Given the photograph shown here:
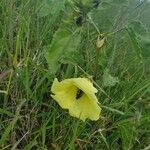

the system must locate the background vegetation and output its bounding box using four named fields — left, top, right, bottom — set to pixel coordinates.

left=0, top=0, right=150, bottom=149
